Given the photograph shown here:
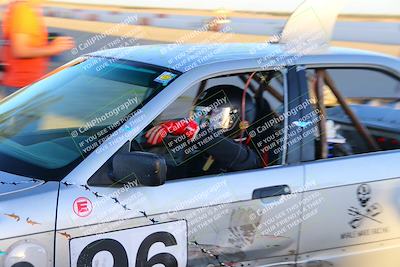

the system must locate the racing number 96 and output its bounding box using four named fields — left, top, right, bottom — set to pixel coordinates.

left=77, top=232, right=178, bottom=267
left=70, top=221, right=187, bottom=267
